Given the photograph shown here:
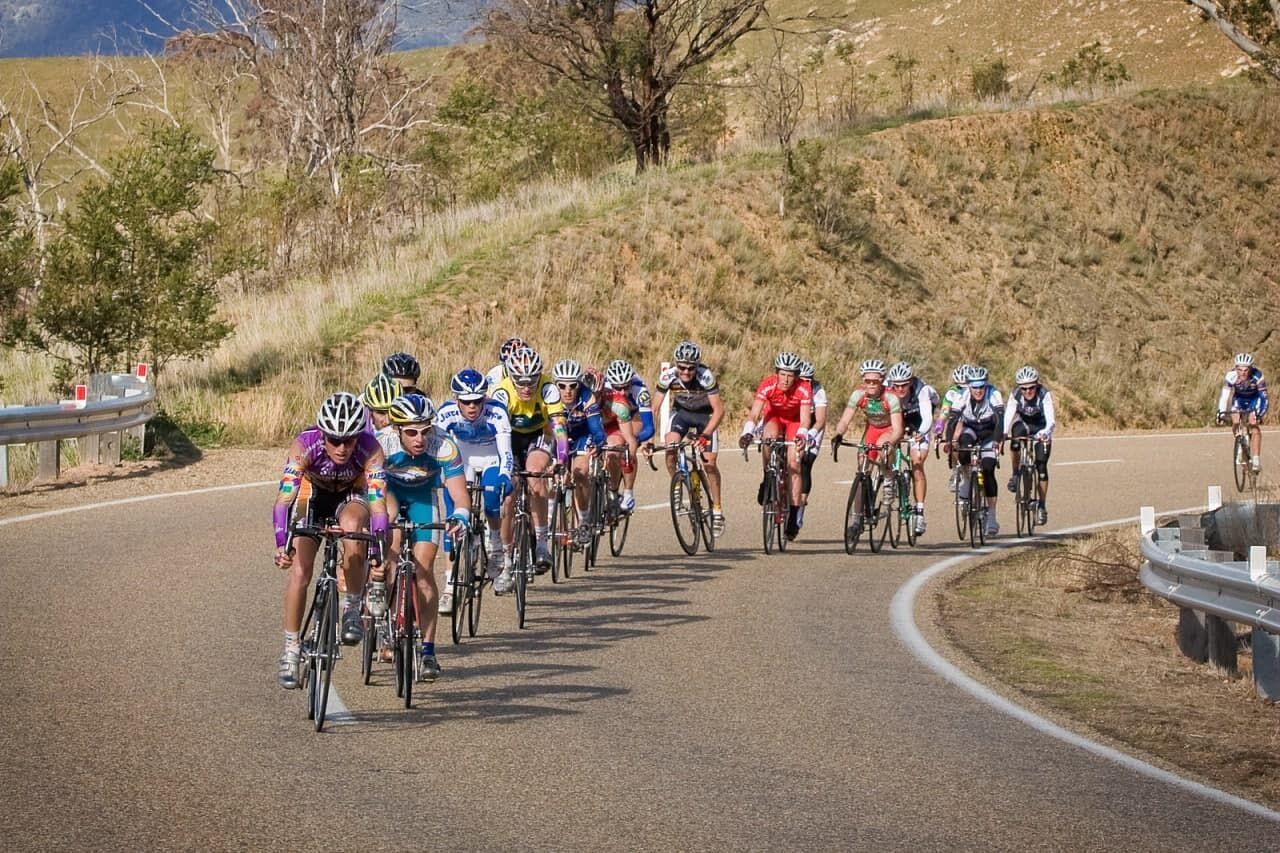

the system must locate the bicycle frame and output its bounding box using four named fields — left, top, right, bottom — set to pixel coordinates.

left=388, top=518, right=450, bottom=709
left=833, top=440, right=890, bottom=554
